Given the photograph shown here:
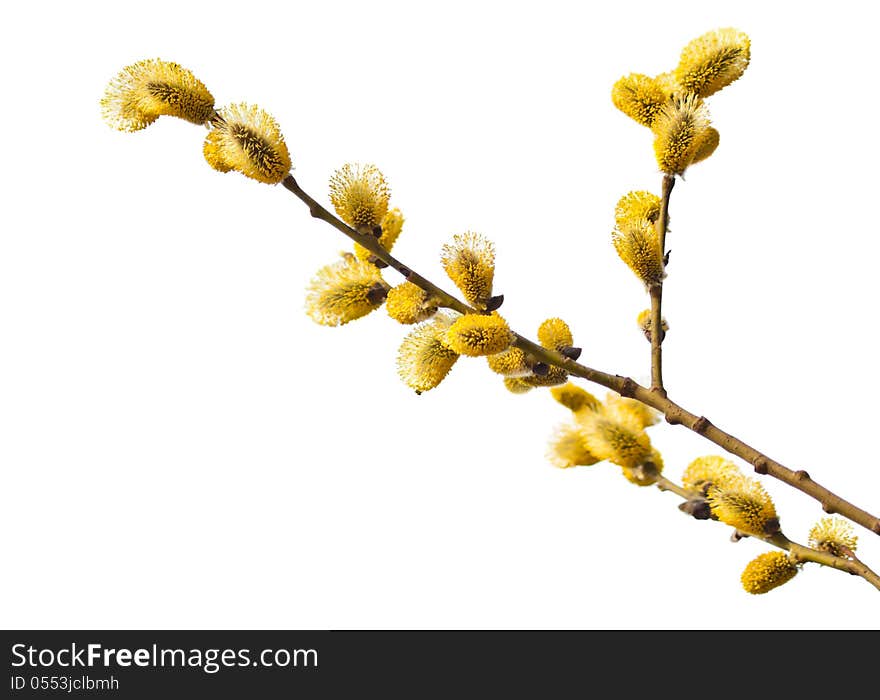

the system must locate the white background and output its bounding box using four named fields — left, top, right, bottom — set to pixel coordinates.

left=2, top=0, right=879, bottom=630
